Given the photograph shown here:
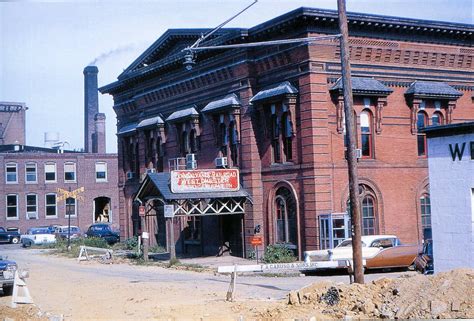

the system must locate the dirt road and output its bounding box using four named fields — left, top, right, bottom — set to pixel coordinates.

left=0, top=245, right=414, bottom=320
